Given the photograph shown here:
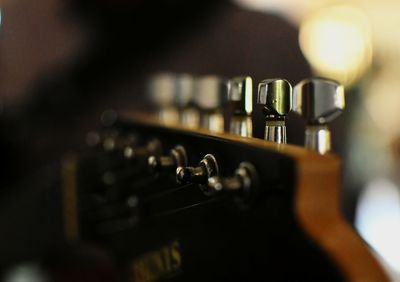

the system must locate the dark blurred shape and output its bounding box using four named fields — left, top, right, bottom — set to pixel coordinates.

left=1, top=1, right=309, bottom=185
left=40, top=243, right=118, bottom=282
